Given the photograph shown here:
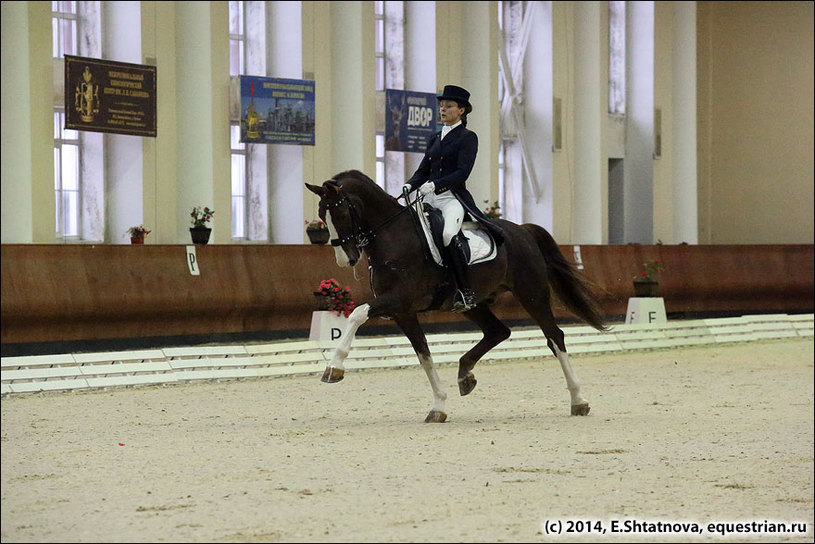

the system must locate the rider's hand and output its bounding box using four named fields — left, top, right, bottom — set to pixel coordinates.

left=419, top=182, right=436, bottom=196
left=404, top=183, right=413, bottom=193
